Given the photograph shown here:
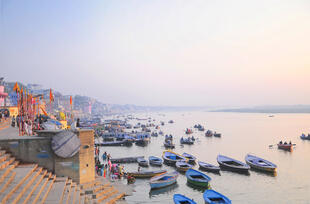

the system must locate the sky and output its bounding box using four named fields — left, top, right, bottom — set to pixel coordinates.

left=0, top=0, right=310, bottom=107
